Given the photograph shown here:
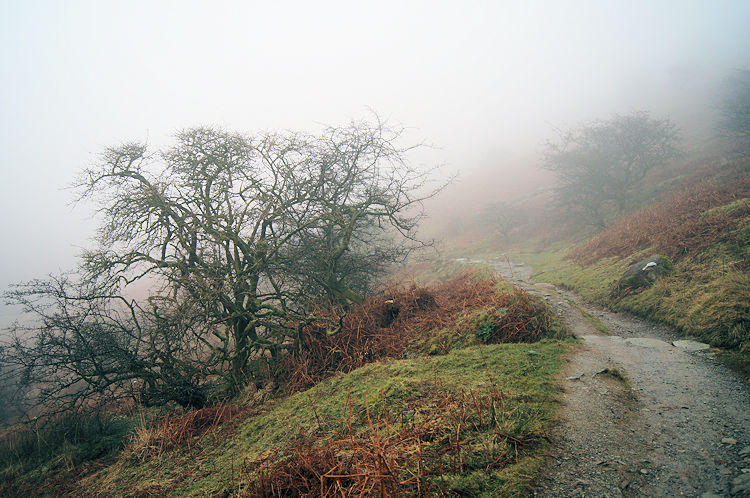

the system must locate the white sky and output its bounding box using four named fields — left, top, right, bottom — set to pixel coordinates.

left=1, top=0, right=749, bottom=322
